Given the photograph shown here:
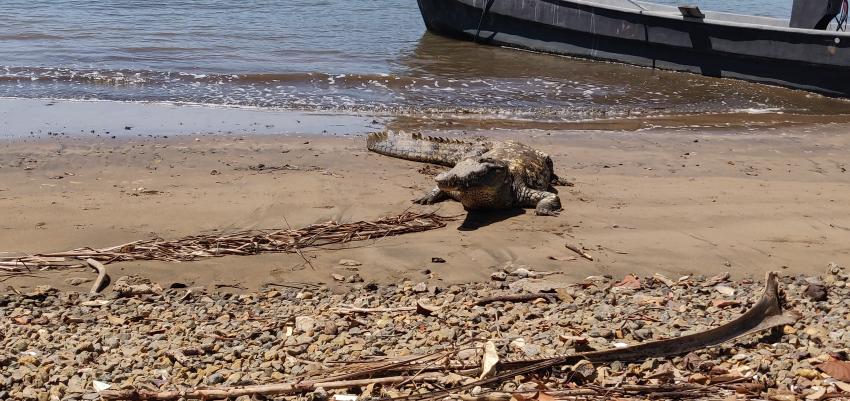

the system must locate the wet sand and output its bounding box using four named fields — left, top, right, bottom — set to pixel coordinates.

left=1, top=101, right=849, bottom=293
